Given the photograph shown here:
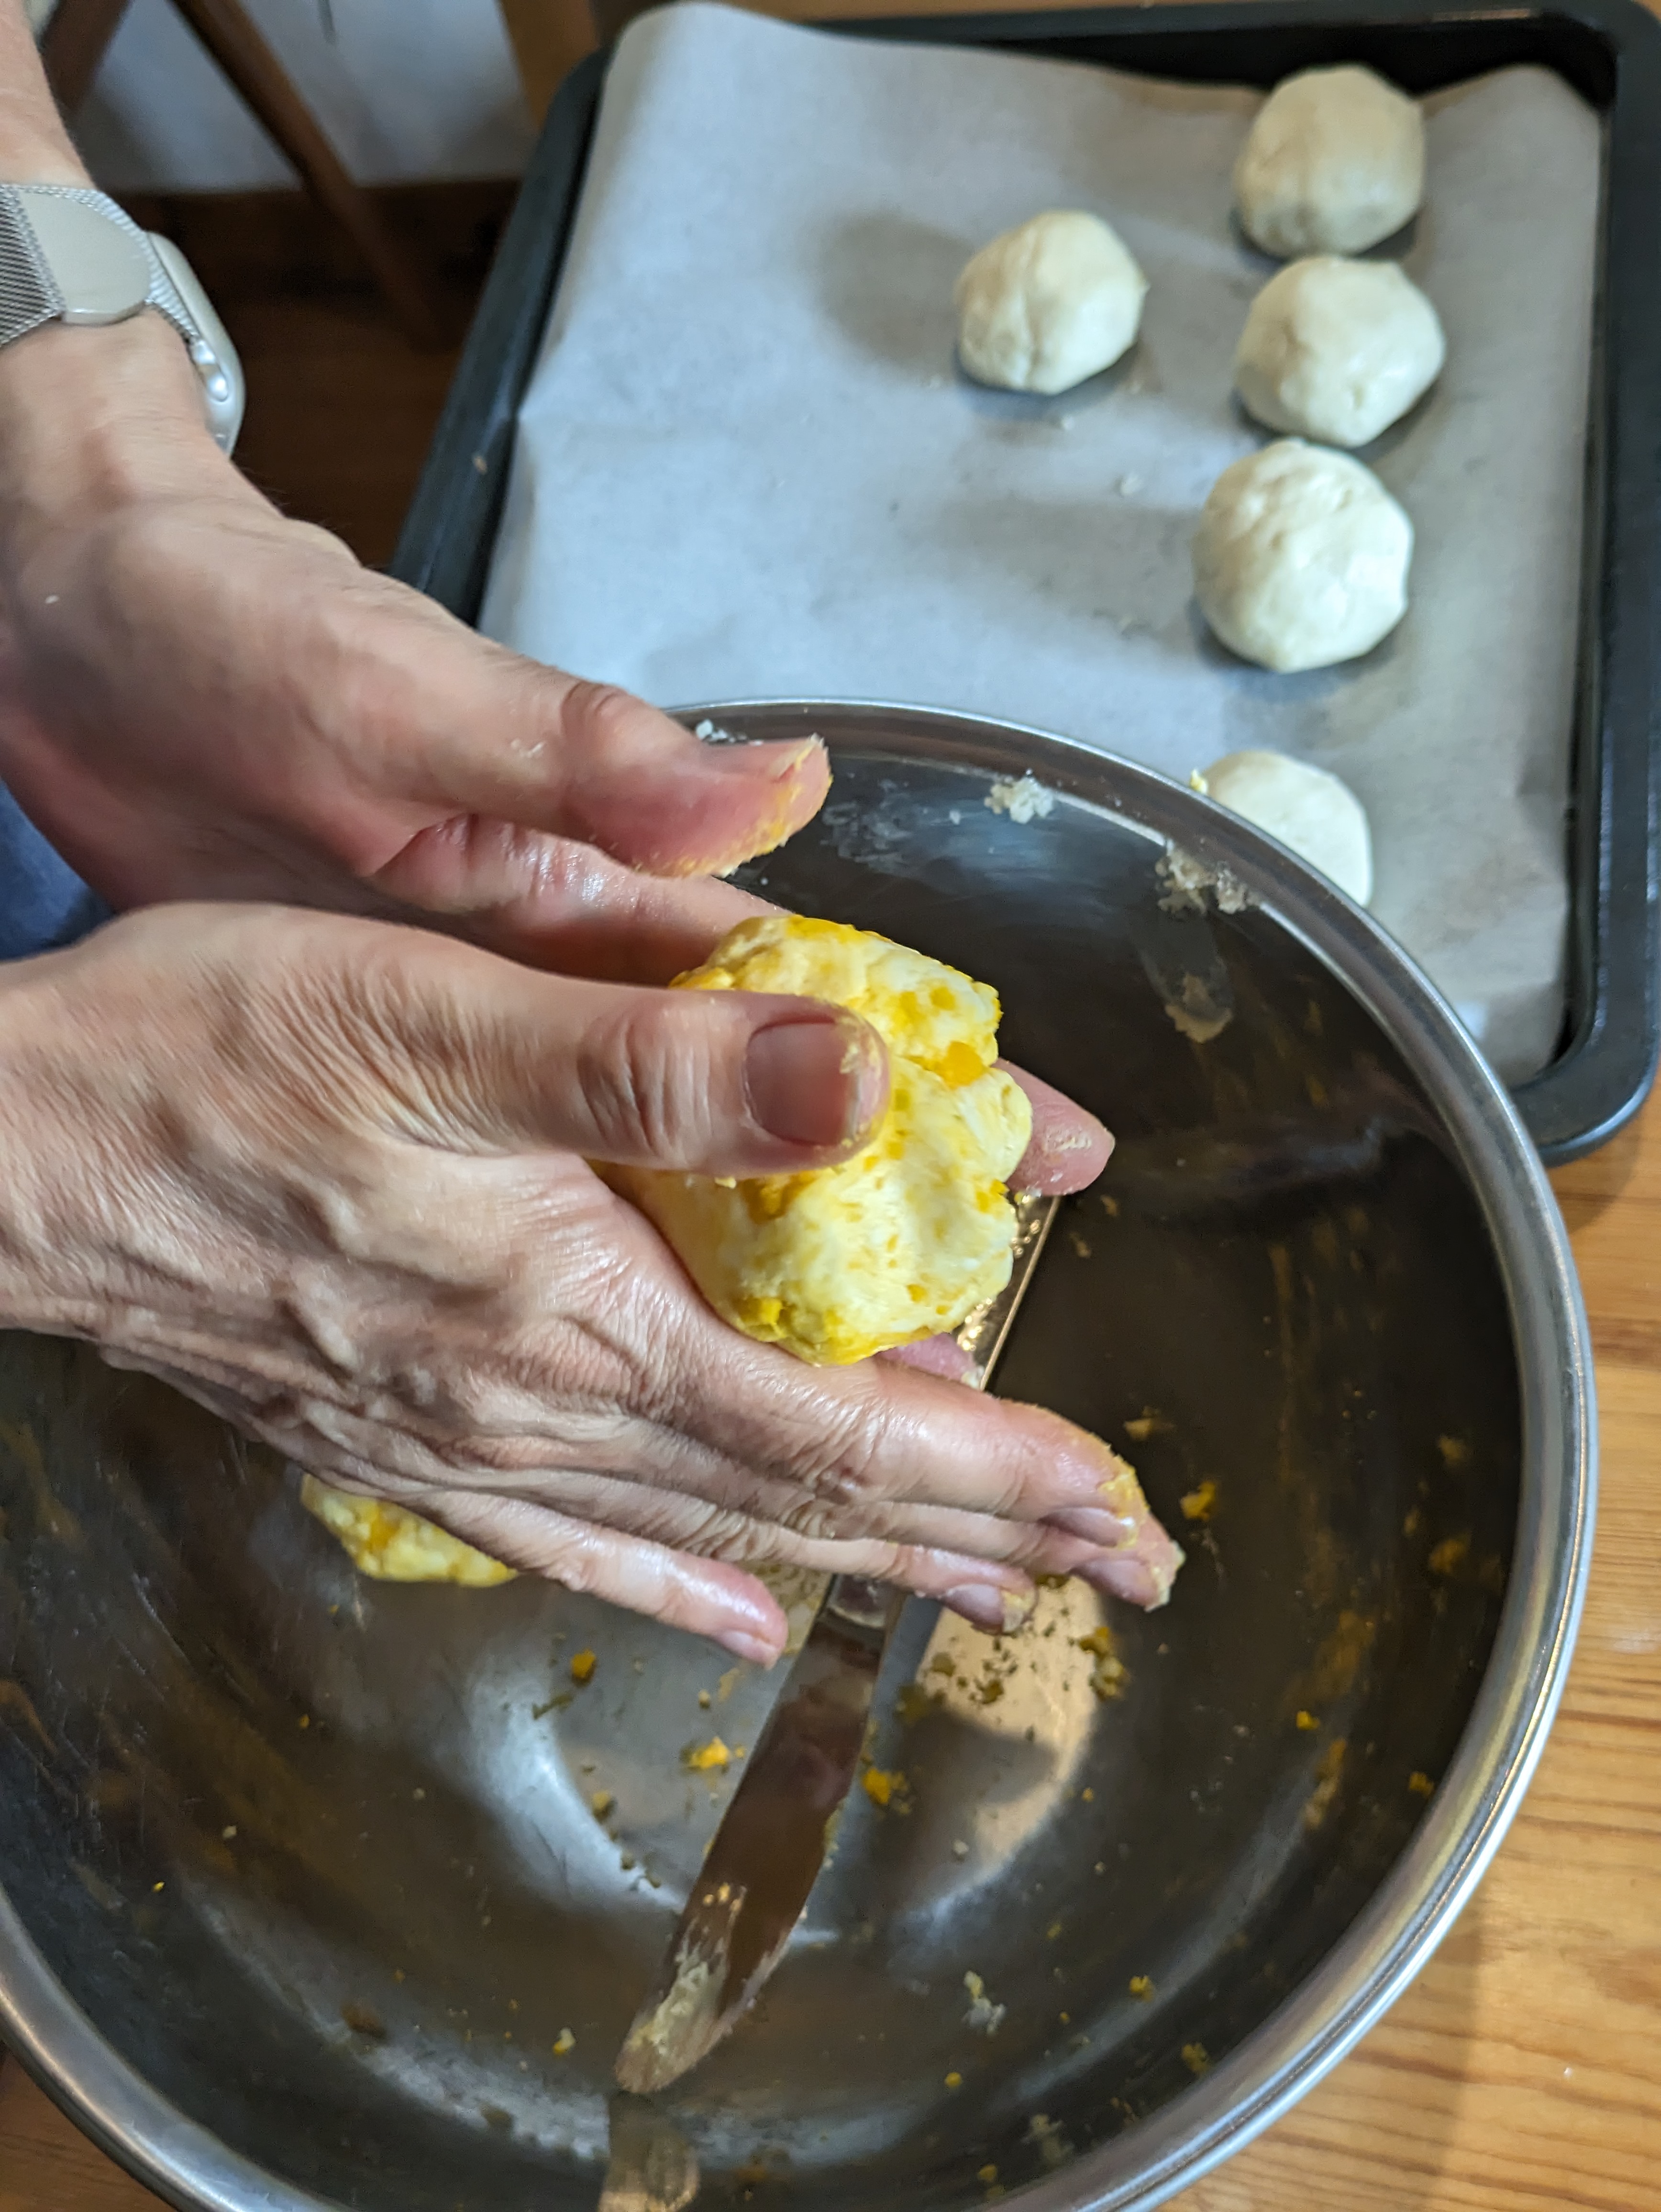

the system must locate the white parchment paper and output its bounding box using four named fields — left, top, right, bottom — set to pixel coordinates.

left=481, top=3, right=1601, bottom=1080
